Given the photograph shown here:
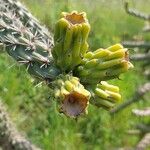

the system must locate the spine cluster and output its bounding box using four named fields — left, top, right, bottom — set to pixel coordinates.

left=0, top=0, right=52, bottom=44
left=0, top=5, right=60, bottom=81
